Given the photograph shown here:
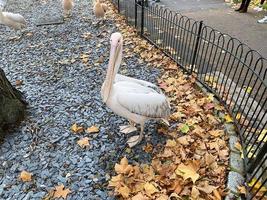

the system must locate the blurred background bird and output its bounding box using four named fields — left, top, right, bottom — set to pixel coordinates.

left=0, top=8, right=26, bottom=30
left=63, top=0, right=74, bottom=17
left=93, top=0, right=107, bottom=19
